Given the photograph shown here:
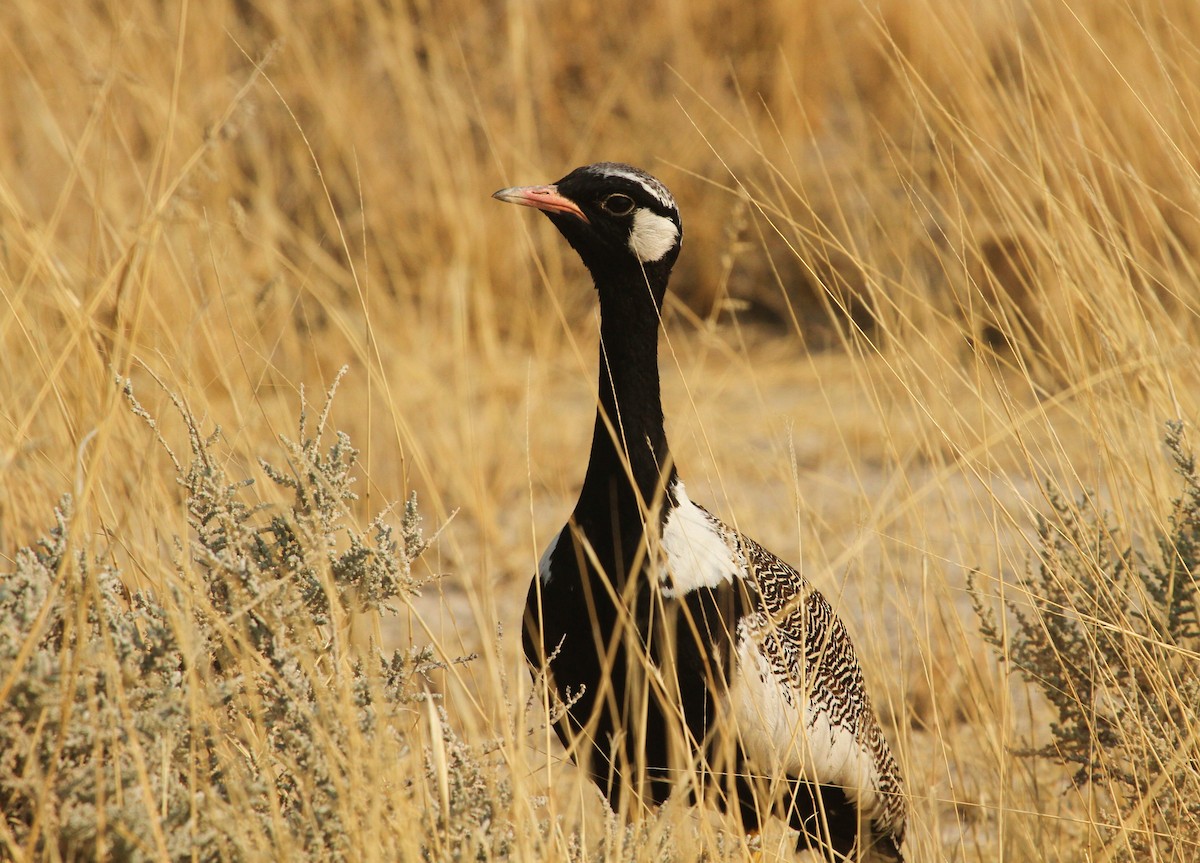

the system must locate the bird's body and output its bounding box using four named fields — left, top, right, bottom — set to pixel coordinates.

left=496, top=163, right=906, bottom=860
